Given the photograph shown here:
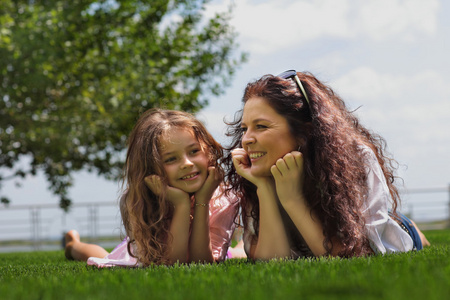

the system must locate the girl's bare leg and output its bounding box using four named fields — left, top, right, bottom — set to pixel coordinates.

left=411, top=220, right=431, bottom=247
left=64, top=230, right=109, bottom=261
